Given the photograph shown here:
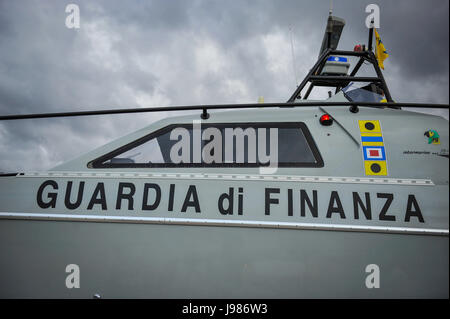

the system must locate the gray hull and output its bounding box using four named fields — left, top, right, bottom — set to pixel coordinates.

left=0, top=219, right=447, bottom=298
